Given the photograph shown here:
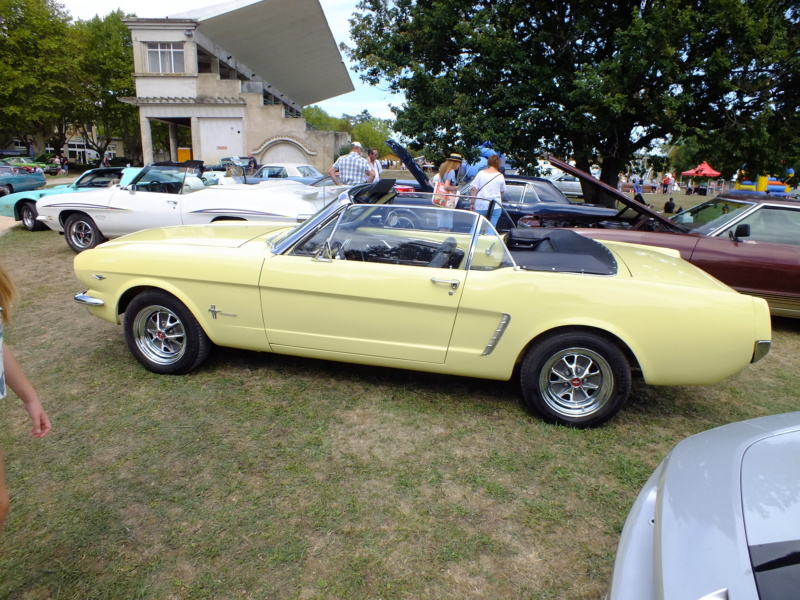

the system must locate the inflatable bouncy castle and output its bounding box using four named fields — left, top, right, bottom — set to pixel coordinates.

left=734, top=170, right=791, bottom=195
